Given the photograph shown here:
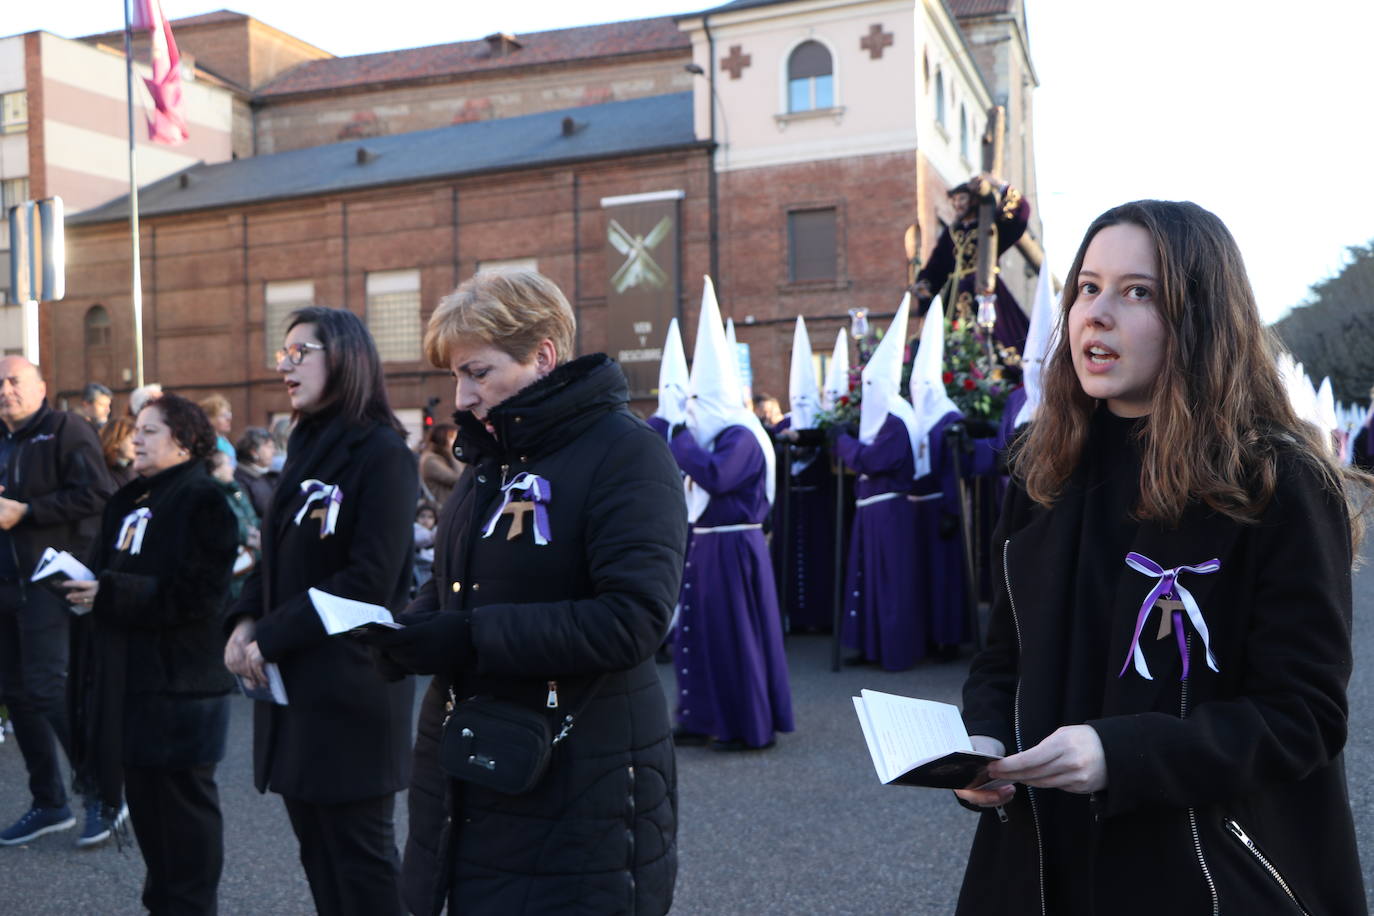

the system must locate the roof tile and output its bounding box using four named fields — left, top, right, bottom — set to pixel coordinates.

left=257, top=16, right=690, bottom=96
